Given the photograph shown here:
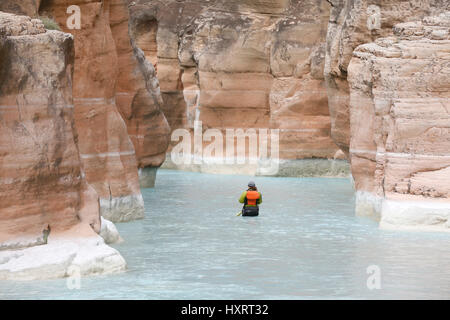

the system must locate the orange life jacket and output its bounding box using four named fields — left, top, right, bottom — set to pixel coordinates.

left=246, top=190, right=260, bottom=206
